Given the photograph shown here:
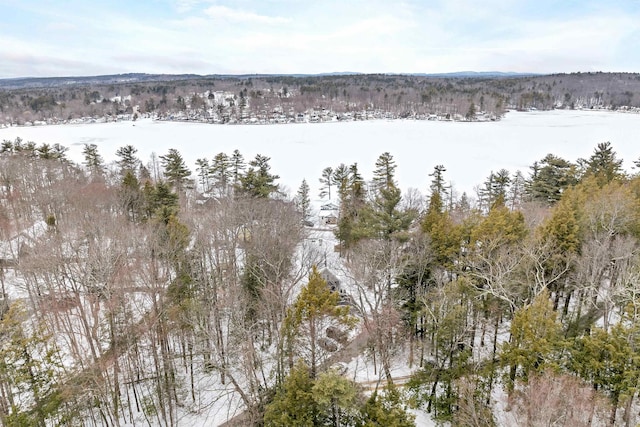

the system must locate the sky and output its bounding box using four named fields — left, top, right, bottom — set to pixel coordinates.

left=1, top=0, right=639, bottom=78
